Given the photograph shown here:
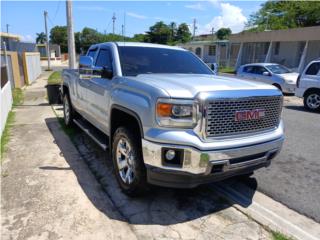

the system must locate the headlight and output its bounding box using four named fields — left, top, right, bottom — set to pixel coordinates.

left=283, top=78, right=295, bottom=84
left=156, top=99, right=198, bottom=128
